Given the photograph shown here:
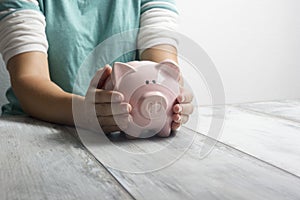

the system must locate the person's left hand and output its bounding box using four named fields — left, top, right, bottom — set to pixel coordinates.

left=171, top=77, right=194, bottom=131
